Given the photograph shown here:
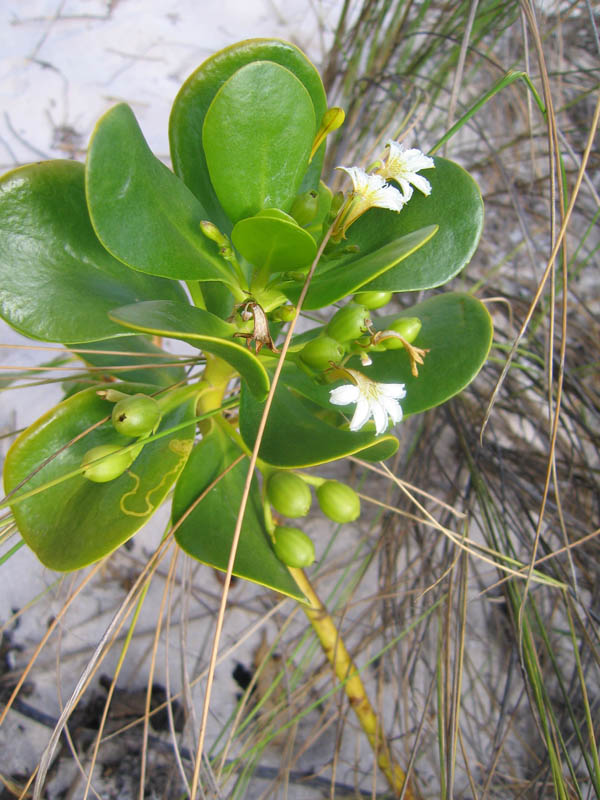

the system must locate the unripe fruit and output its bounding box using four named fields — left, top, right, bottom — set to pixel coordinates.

left=81, top=444, right=134, bottom=483
left=112, top=393, right=161, bottom=438
left=354, top=291, right=393, bottom=310
left=267, top=471, right=312, bottom=518
left=316, top=480, right=361, bottom=523
left=273, top=526, right=316, bottom=568
left=290, top=190, right=319, bottom=227
left=380, top=317, right=422, bottom=350
left=270, top=304, right=296, bottom=322
left=326, top=303, right=370, bottom=343
left=299, top=336, right=345, bottom=371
